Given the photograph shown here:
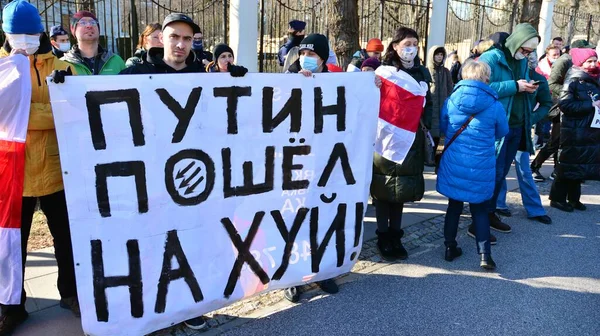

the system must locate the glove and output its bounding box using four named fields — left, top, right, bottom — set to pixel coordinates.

left=50, top=66, right=72, bottom=84
left=227, top=64, right=248, bottom=77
